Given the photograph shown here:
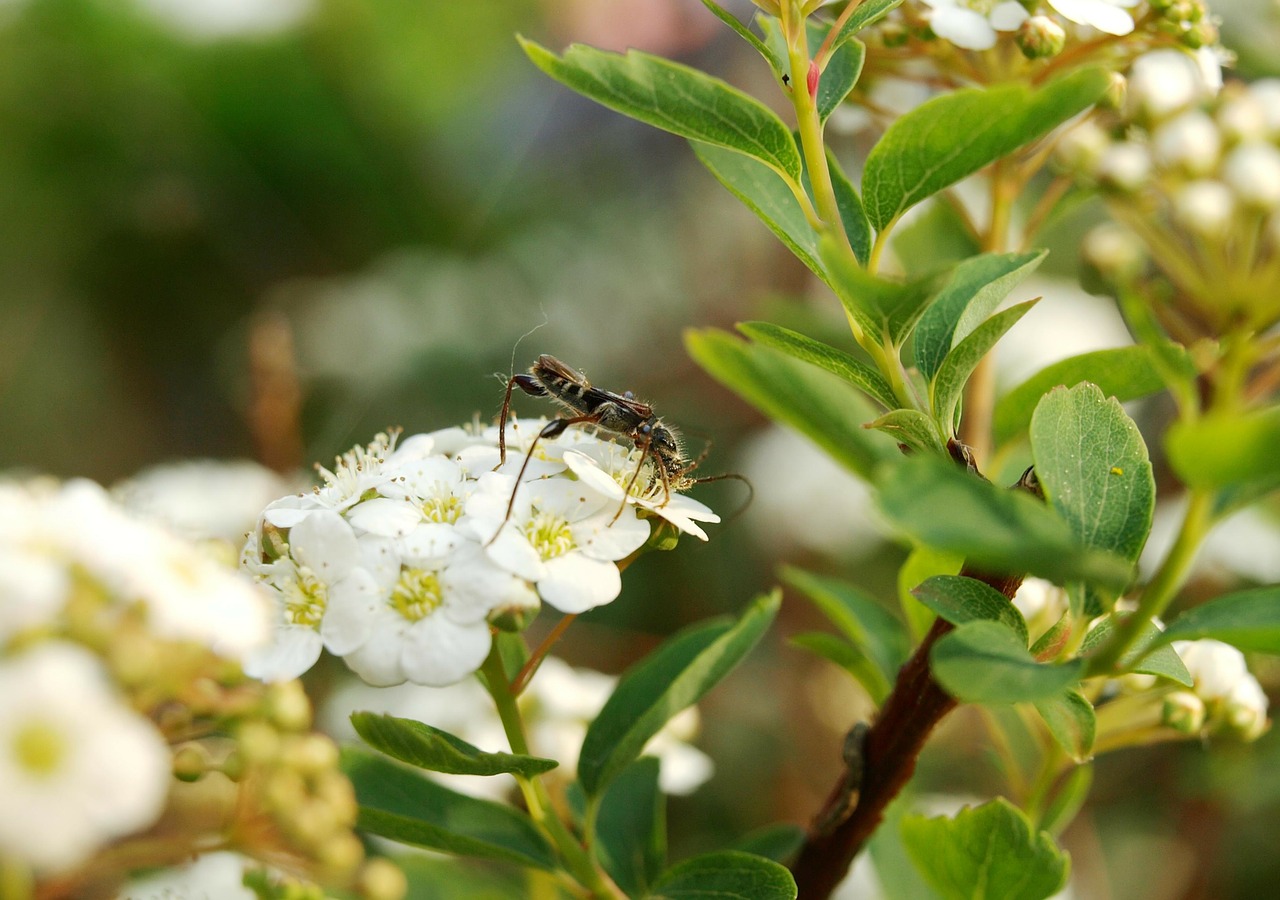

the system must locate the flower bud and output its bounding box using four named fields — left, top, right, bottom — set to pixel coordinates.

left=1016, top=16, right=1065, bottom=59
left=1055, top=121, right=1110, bottom=174
left=1163, top=691, right=1207, bottom=733
left=878, top=21, right=910, bottom=48
left=1152, top=110, right=1221, bottom=175
left=1217, top=91, right=1270, bottom=144
left=173, top=743, right=211, bottom=782
left=1101, top=71, right=1127, bottom=111
left=1128, top=49, right=1213, bottom=121
left=1082, top=224, right=1147, bottom=283
left=1172, top=179, right=1235, bottom=239
left=1223, top=676, right=1269, bottom=741
left=266, top=679, right=313, bottom=731
left=1174, top=639, right=1249, bottom=700
left=1222, top=142, right=1280, bottom=211
left=358, top=858, right=408, bottom=900
left=489, top=600, right=539, bottom=633
left=284, top=733, right=340, bottom=776
left=1250, top=79, right=1280, bottom=137
left=1179, top=18, right=1218, bottom=50
left=1097, top=142, right=1153, bottom=192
